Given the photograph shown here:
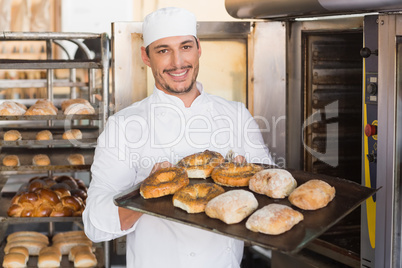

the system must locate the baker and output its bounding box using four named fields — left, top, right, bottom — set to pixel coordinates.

left=83, top=7, right=275, bottom=268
